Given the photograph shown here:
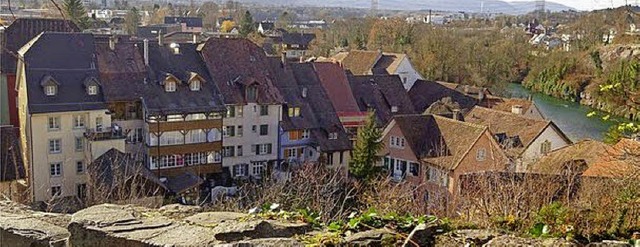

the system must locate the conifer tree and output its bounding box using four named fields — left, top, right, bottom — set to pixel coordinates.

left=63, top=0, right=90, bottom=30
left=348, top=110, right=383, bottom=180
left=239, top=10, right=254, bottom=37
